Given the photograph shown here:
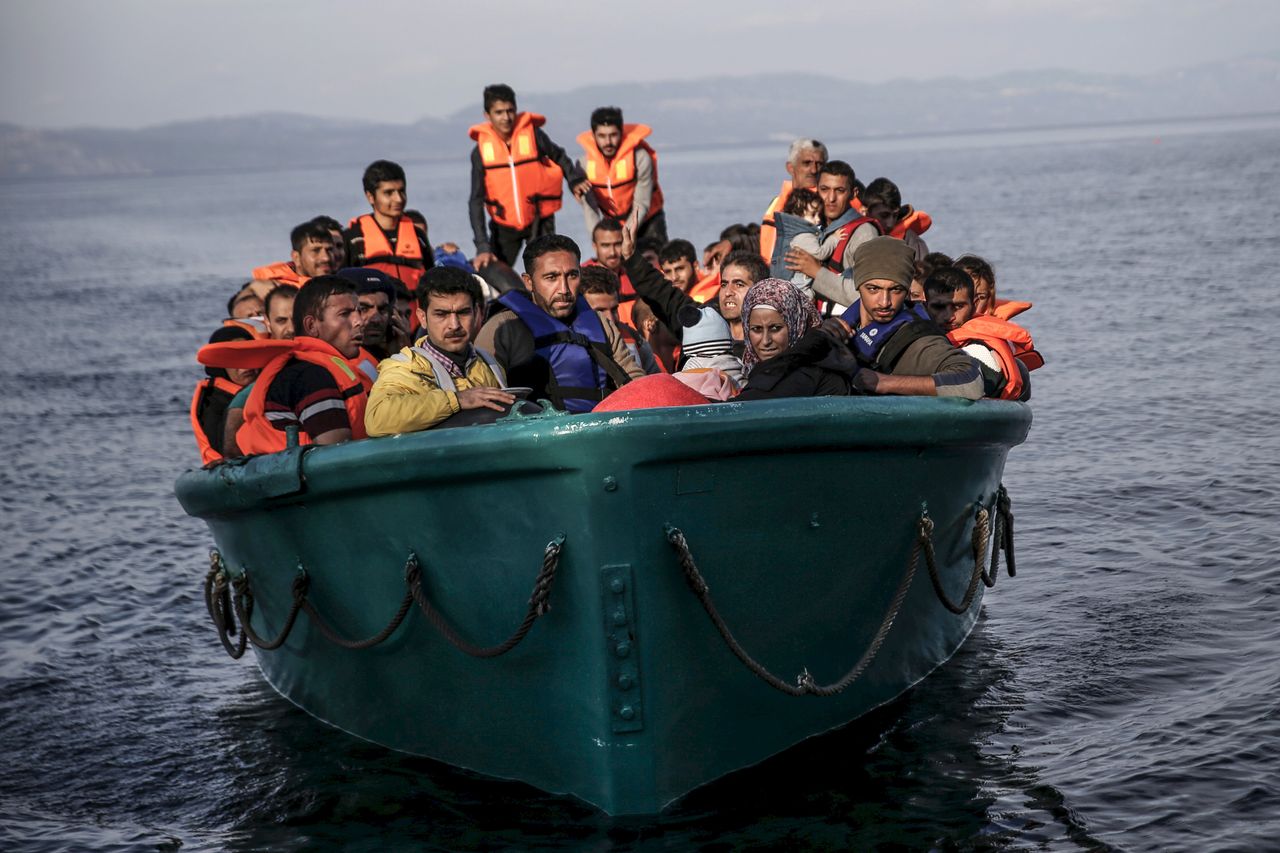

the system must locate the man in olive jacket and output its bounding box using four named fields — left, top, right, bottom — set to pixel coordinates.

left=835, top=237, right=984, bottom=399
